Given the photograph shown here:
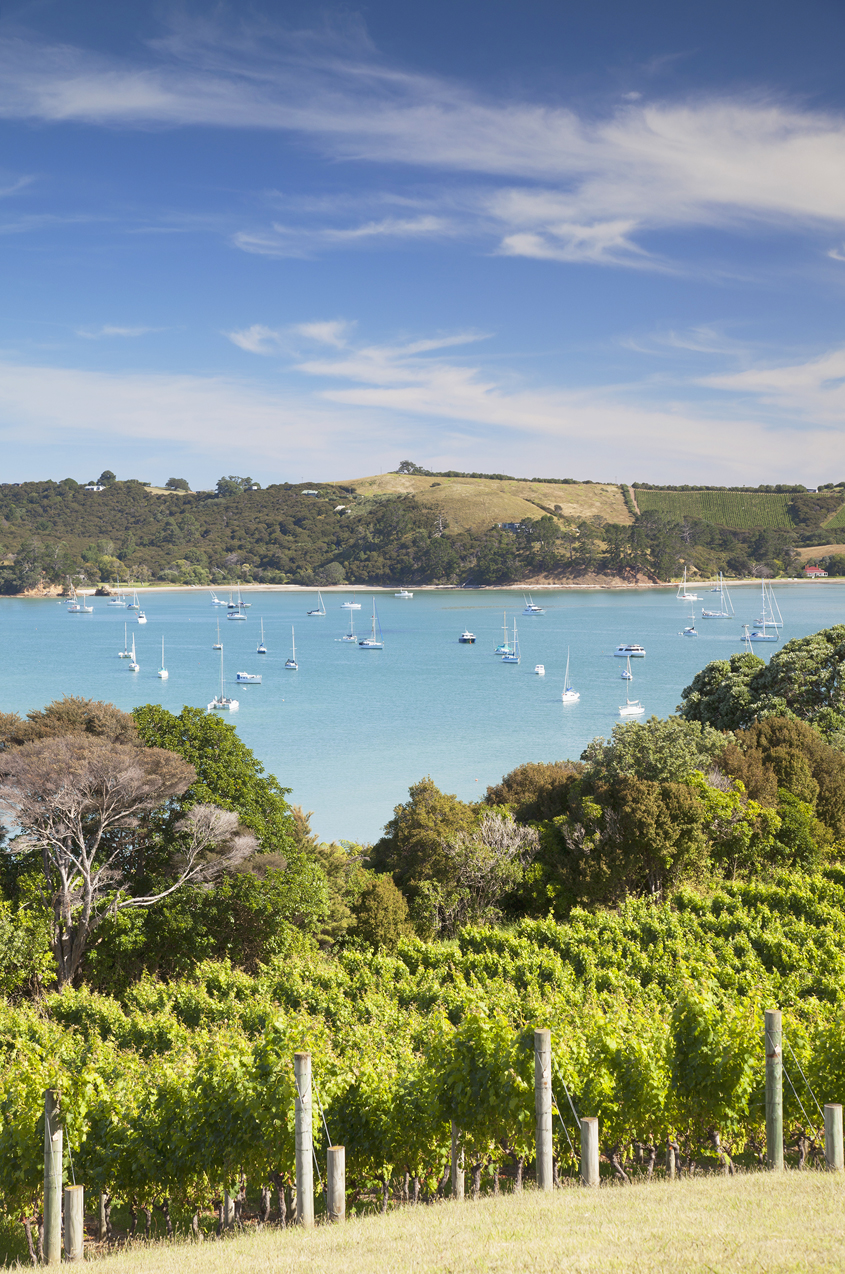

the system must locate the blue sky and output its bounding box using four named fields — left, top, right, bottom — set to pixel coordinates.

left=2, top=0, right=845, bottom=488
